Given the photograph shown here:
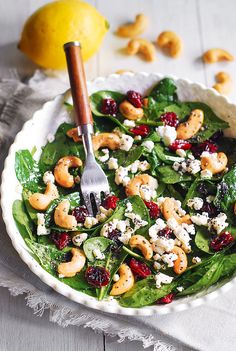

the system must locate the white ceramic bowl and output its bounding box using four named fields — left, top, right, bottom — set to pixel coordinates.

left=2, top=72, right=236, bottom=316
